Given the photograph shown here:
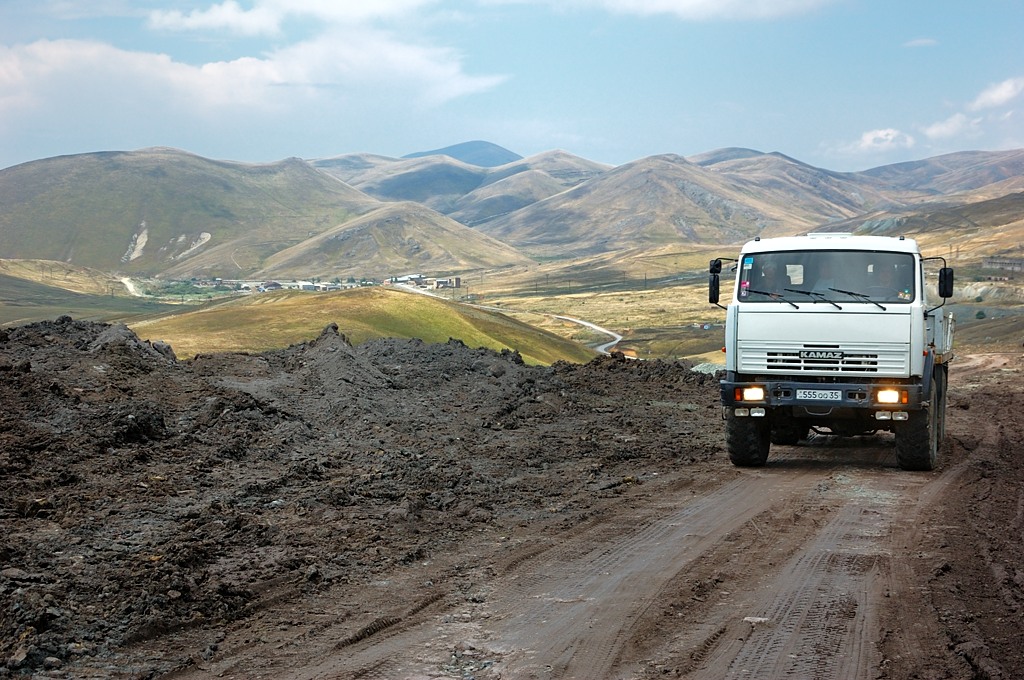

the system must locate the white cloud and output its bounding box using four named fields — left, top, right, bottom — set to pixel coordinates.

left=968, top=76, right=1024, bottom=111
left=0, top=30, right=504, bottom=126
left=525, top=0, right=837, bottom=20
left=922, top=113, right=980, bottom=140
left=137, top=1, right=507, bottom=105
left=843, top=128, right=915, bottom=154
left=0, top=39, right=277, bottom=114
left=0, top=47, right=39, bottom=119
left=0, top=1, right=513, bottom=167
left=260, top=0, right=438, bottom=22
left=867, top=75, right=1023, bottom=156
left=913, top=76, right=1024, bottom=148
left=147, top=0, right=439, bottom=35
left=902, top=38, right=937, bottom=48
left=265, top=30, right=506, bottom=105
left=148, top=1, right=282, bottom=36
